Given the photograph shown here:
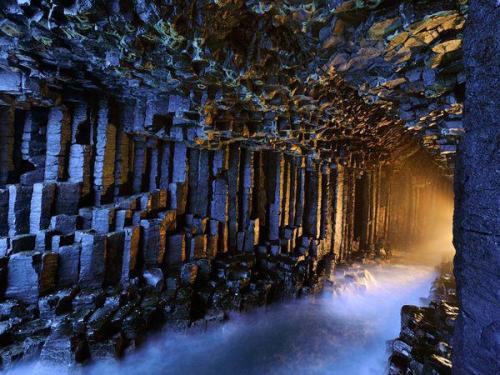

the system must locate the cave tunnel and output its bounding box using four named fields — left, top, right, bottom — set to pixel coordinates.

left=0, top=0, right=498, bottom=374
